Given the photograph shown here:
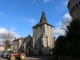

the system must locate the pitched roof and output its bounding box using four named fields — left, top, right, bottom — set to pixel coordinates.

left=13, top=37, right=24, bottom=42
left=32, top=11, right=54, bottom=28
